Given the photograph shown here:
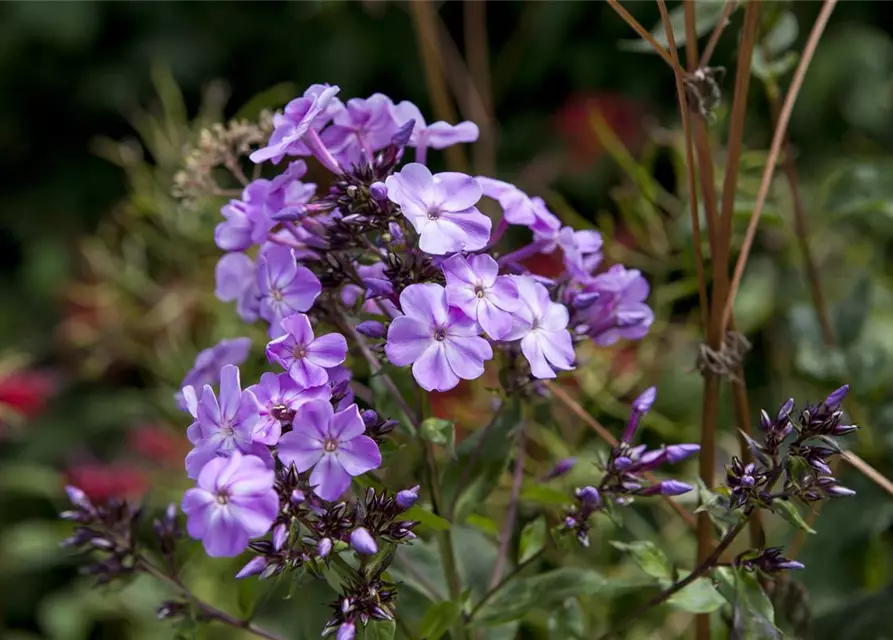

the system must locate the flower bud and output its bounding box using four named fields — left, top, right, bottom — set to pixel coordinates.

left=318, top=537, right=333, bottom=558
left=832, top=423, right=858, bottom=436
left=236, top=556, right=268, bottom=579
left=356, top=321, right=386, bottom=339
left=575, top=486, right=601, bottom=508
left=337, top=622, right=356, bottom=640
left=370, top=181, right=388, bottom=200
left=396, top=485, right=420, bottom=510
left=272, top=523, right=288, bottom=551
left=571, top=291, right=601, bottom=310
left=665, top=443, right=700, bottom=464
left=361, top=409, right=379, bottom=426
left=776, top=398, right=795, bottom=422
left=65, top=485, right=93, bottom=512
left=543, top=457, right=577, bottom=480
left=823, top=384, right=849, bottom=409
left=291, top=489, right=306, bottom=505
left=349, top=527, right=378, bottom=555
left=273, top=205, right=307, bottom=221
left=641, top=480, right=693, bottom=496
left=759, top=409, right=772, bottom=431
